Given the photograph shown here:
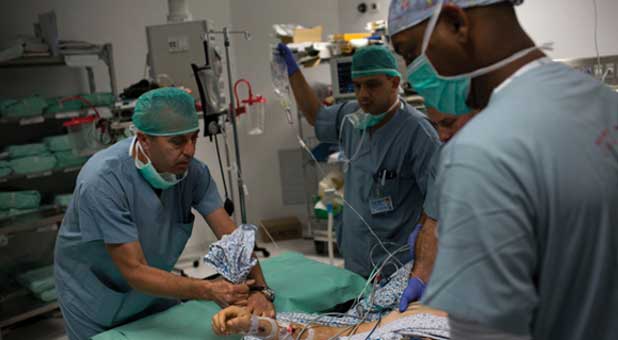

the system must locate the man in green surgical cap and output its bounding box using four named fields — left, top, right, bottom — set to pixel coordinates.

left=54, top=88, right=275, bottom=340
left=277, top=43, right=441, bottom=279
